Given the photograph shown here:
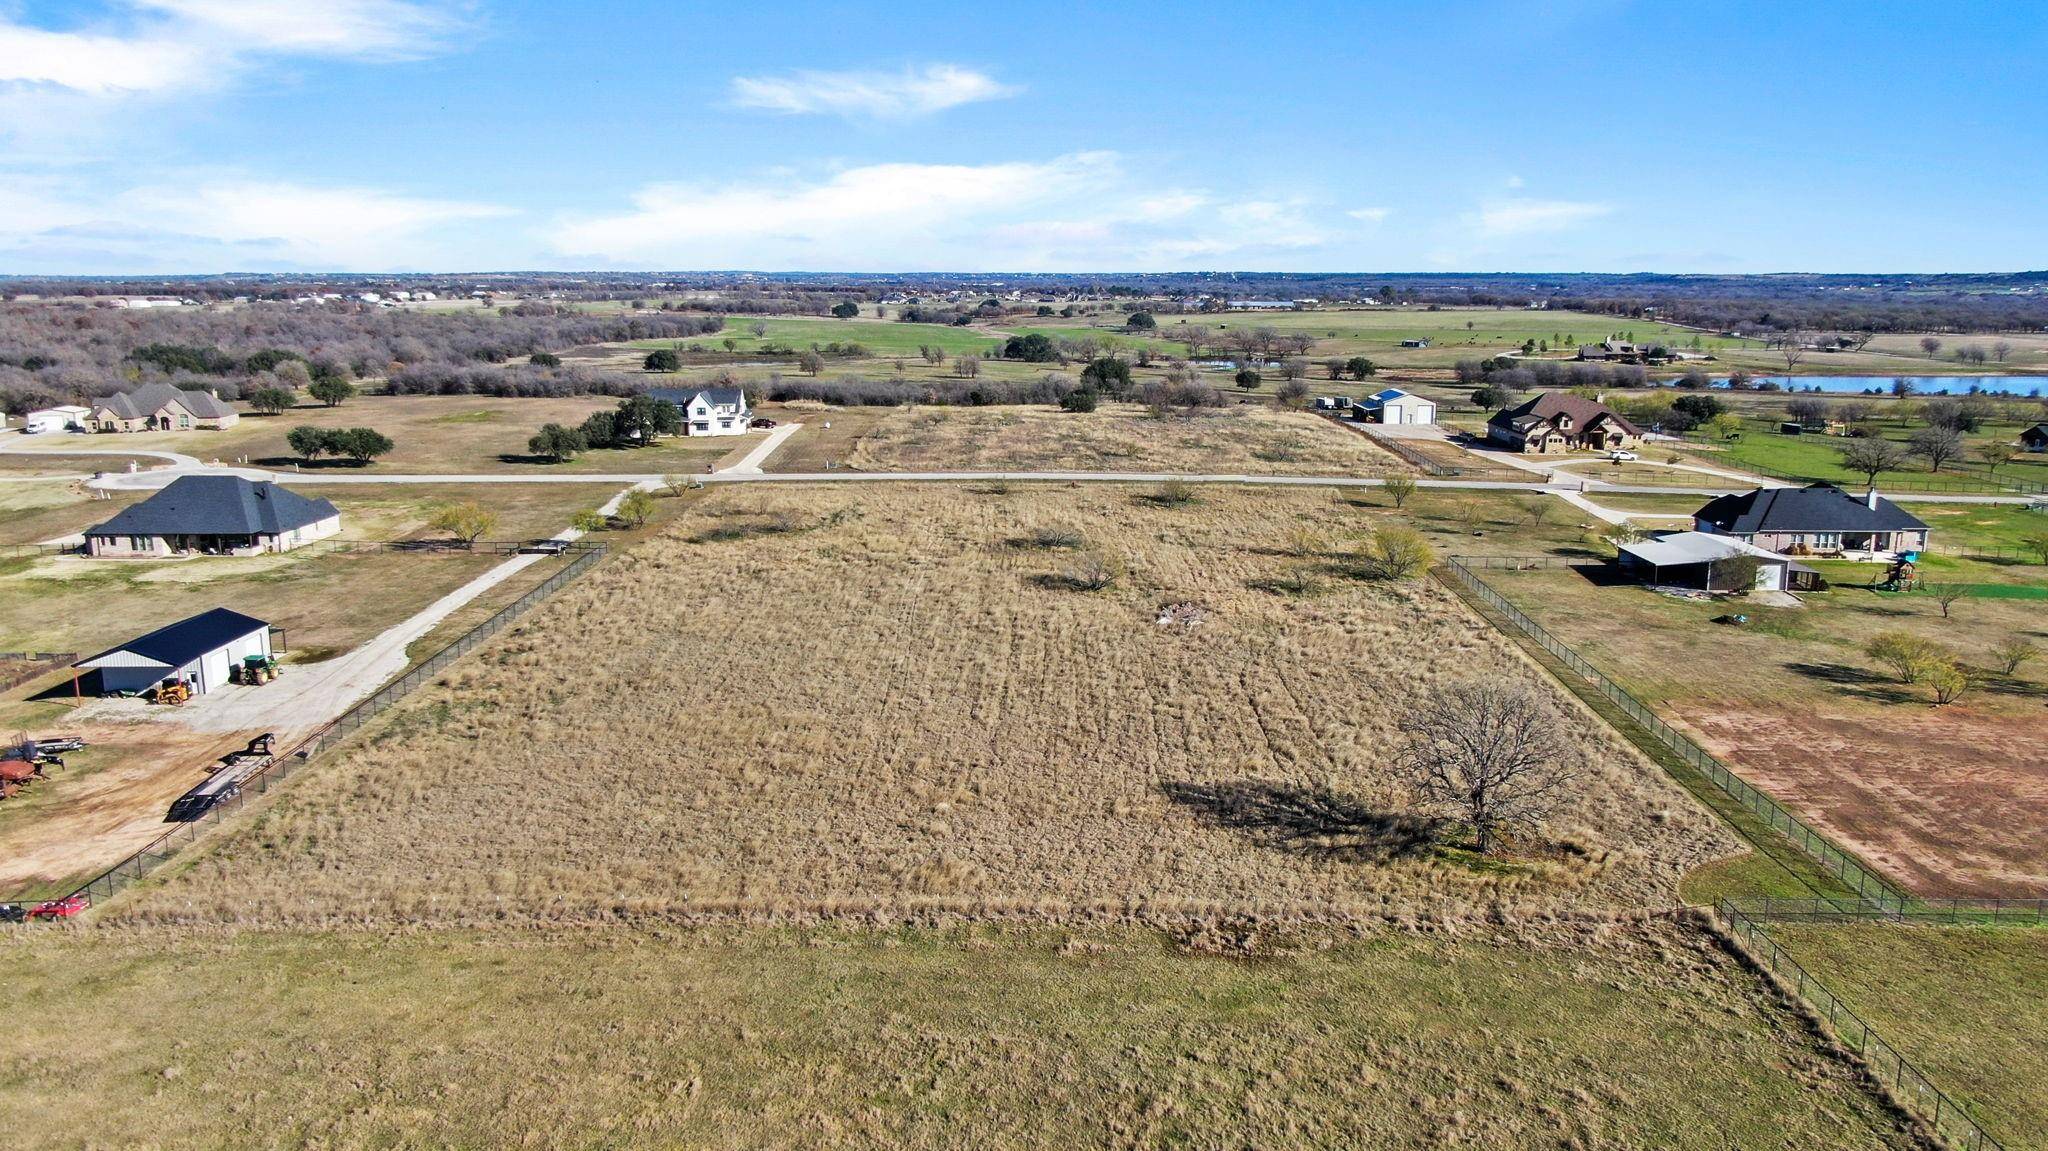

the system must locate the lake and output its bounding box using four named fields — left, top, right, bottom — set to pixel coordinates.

left=1705, top=375, right=2048, bottom=397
